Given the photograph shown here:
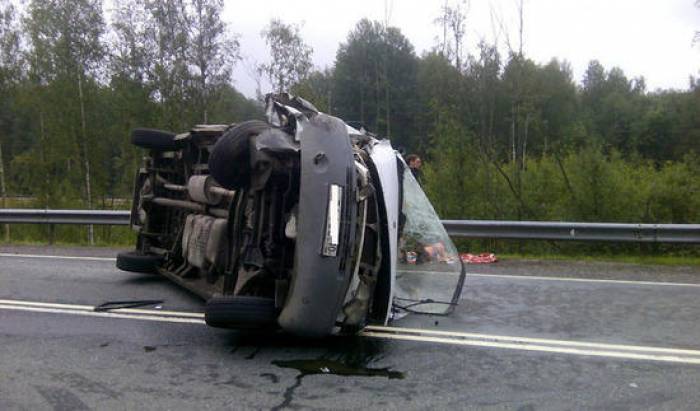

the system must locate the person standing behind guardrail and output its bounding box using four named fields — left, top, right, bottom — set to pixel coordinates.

left=405, top=154, right=423, bottom=185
